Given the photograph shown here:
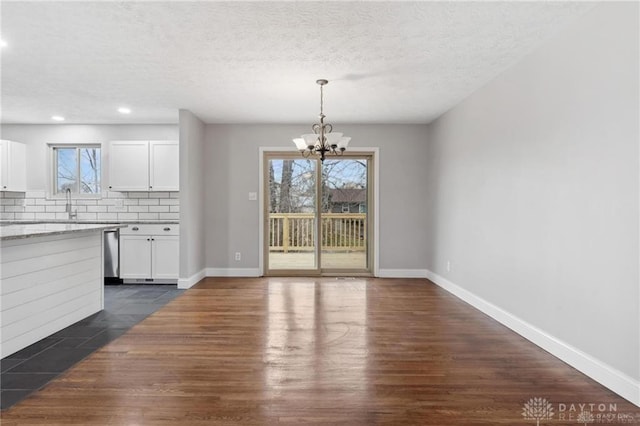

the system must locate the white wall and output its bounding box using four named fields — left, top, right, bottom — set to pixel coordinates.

left=425, top=2, right=639, bottom=403
left=0, top=124, right=178, bottom=190
left=178, top=110, right=206, bottom=287
left=204, top=124, right=429, bottom=274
